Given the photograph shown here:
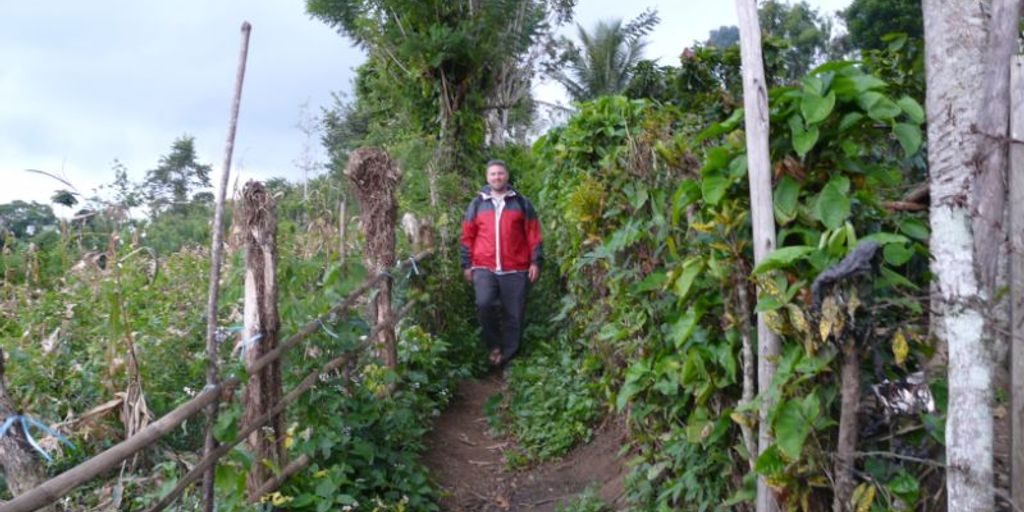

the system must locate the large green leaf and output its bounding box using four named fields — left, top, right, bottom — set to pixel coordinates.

left=672, top=257, right=703, bottom=300
left=893, top=123, right=922, bottom=157
left=773, top=175, right=801, bottom=225
left=702, top=173, right=730, bottom=205
left=671, top=306, right=703, bottom=348
left=883, top=243, right=914, bottom=266
left=838, top=112, right=864, bottom=132
left=753, top=245, right=816, bottom=273
left=774, top=399, right=812, bottom=459
left=814, top=178, right=851, bottom=229
left=790, top=117, right=823, bottom=157
left=801, top=91, right=836, bottom=125
left=858, top=91, right=901, bottom=121
left=898, top=218, right=930, bottom=241
left=801, top=75, right=824, bottom=95
left=896, top=96, right=925, bottom=124
left=832, top=73, right=887, bottom=98
left=755, top=444, right=785, bottom=475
